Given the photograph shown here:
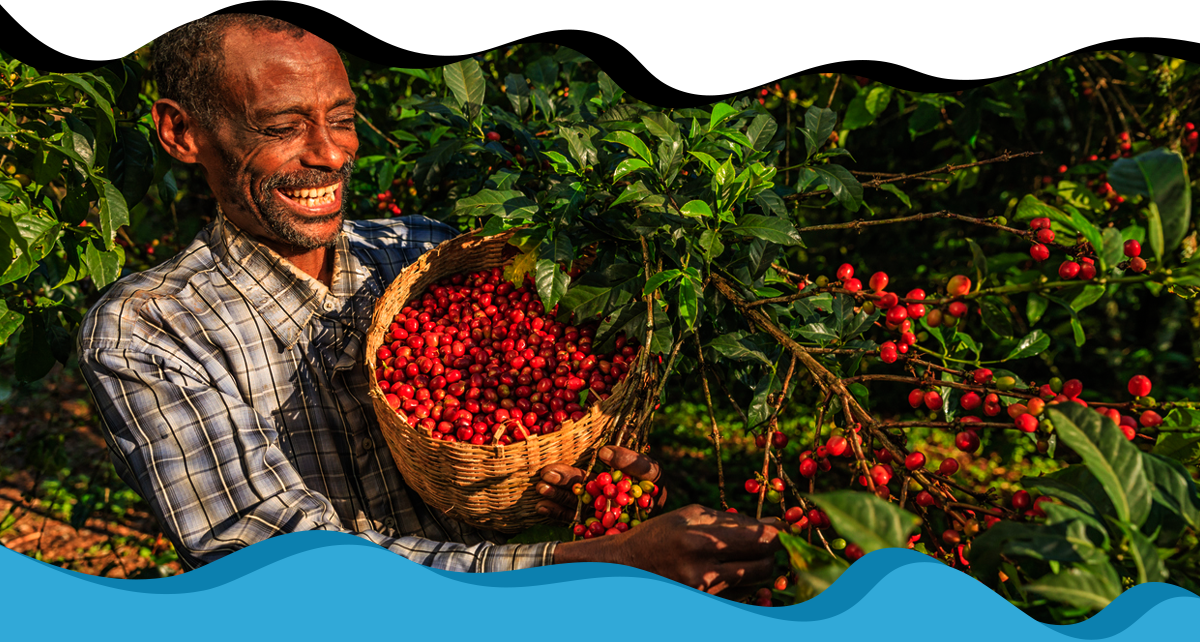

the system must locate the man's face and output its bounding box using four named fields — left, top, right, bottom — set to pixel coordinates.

left=196, top=27, right=359, bottom=251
